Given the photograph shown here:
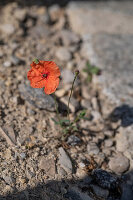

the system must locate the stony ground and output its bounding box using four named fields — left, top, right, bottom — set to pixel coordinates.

left=0, top=1, right=133, bottom=200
